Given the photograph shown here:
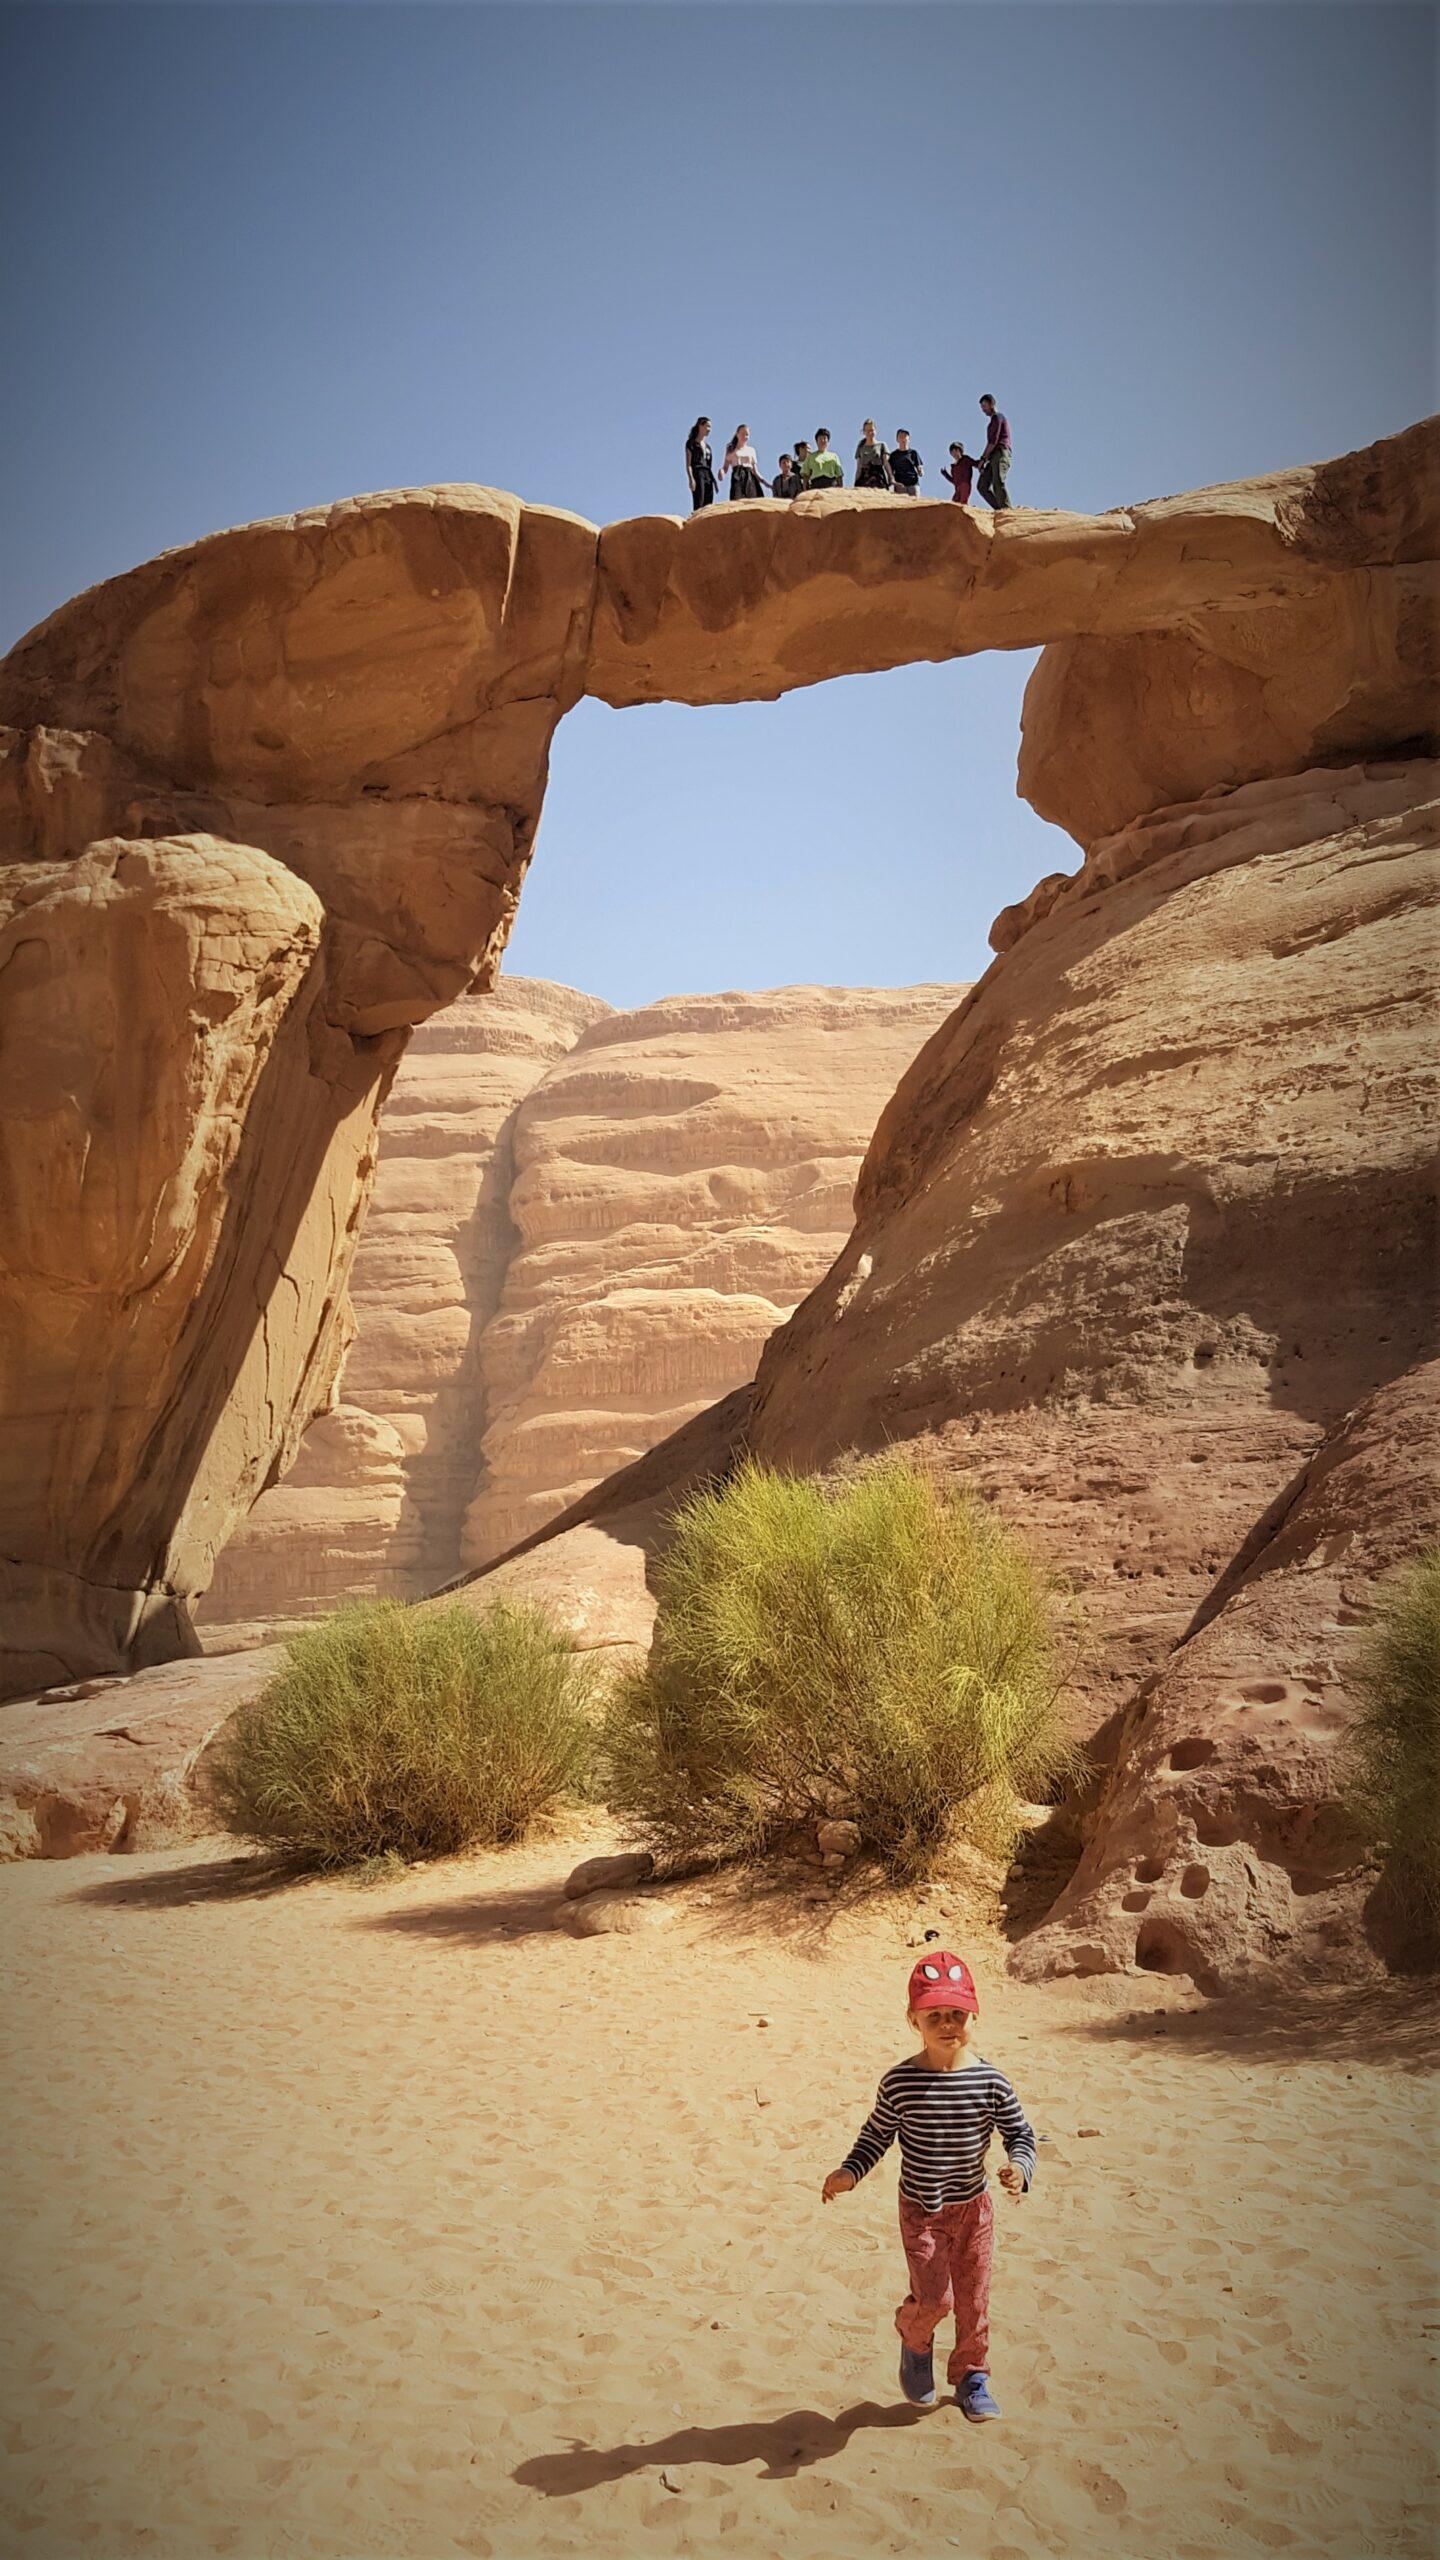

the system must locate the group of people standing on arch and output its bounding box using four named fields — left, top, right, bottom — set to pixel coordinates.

left=684, top=397, right=1013, bottom=513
